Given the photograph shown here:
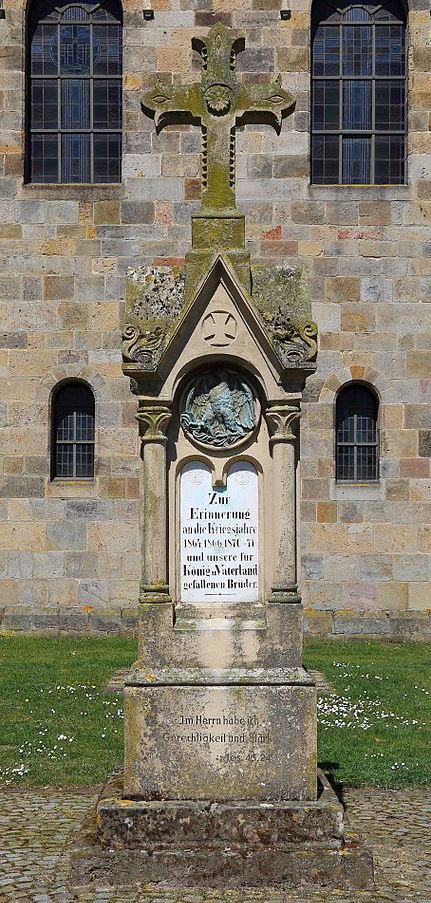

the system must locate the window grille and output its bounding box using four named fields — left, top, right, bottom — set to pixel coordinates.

left=311, top=0, right=406, bottom=184
left=27, top=0, right=122, bottom=183
left=336, top=384, right=378, bottom=481
left=52, top=382, right=95, bottom=478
